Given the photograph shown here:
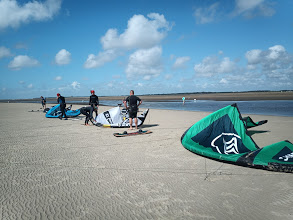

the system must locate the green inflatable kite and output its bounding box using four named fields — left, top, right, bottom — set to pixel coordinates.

left=181, top=103, right=293, bottom=172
